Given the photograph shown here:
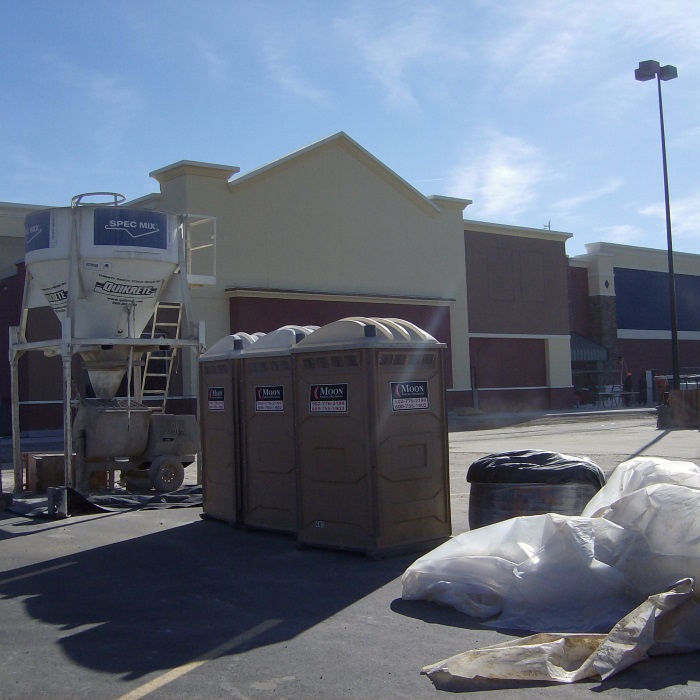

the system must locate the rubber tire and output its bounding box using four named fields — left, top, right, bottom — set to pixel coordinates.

left=149, top=457, right=185, bottom=493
